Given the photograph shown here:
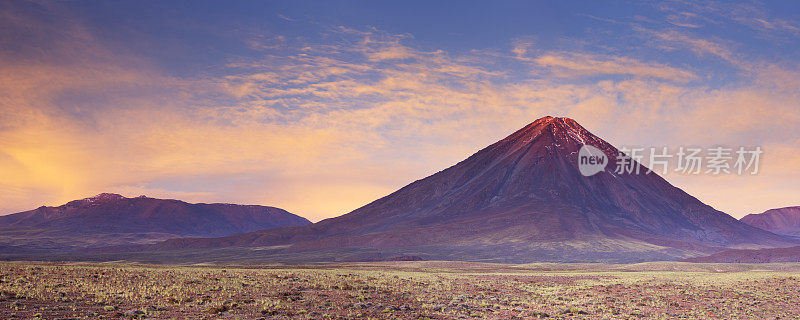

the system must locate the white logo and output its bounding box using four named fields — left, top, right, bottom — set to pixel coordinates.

left=578, top=144, right=607, bottom=177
